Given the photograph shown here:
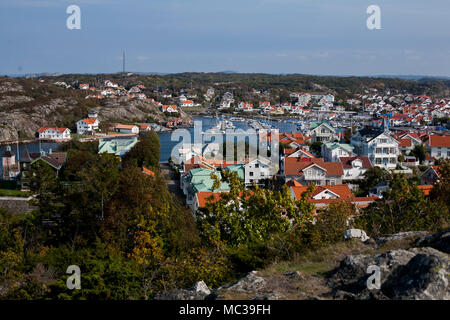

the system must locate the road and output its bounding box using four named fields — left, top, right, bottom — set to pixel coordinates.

left=160, top=161, right=186, bottom=204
